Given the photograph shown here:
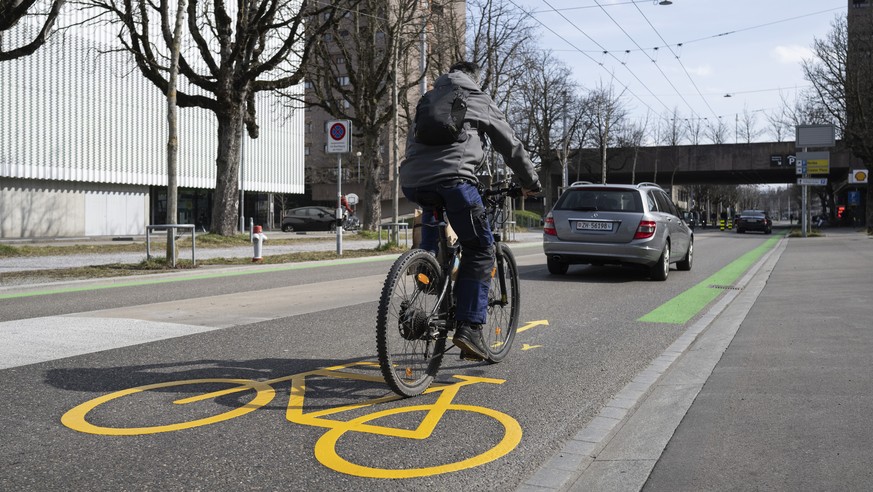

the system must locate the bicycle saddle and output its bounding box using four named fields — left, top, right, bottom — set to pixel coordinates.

left=413, top=191, right=445, bottom=208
